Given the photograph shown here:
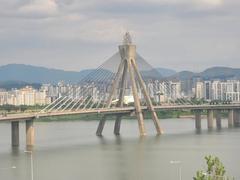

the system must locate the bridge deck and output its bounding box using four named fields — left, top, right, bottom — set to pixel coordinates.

left=0, top=104, right=240, bottom=122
